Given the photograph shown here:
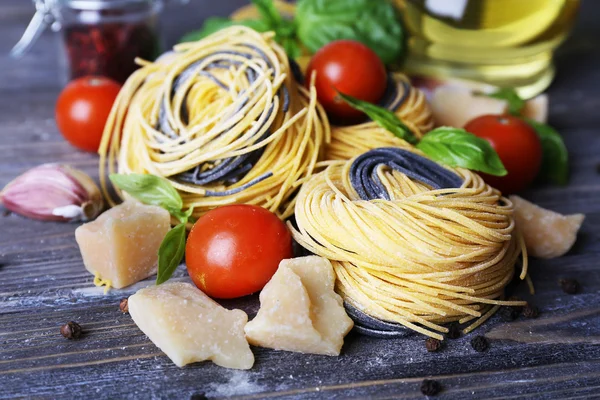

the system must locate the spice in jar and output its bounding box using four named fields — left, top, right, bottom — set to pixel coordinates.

left=11, top=0, right=166, bottom=84
left=64, top=16, right=160, bottom=83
